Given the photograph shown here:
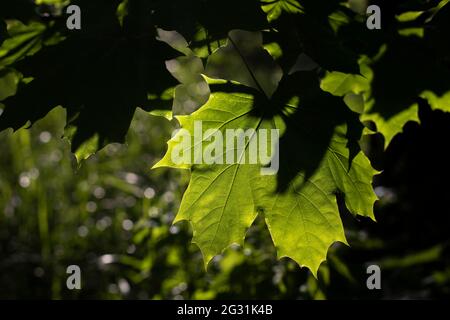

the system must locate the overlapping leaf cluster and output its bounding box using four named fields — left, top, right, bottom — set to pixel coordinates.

left=1, top=0, right=449, bottom=275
